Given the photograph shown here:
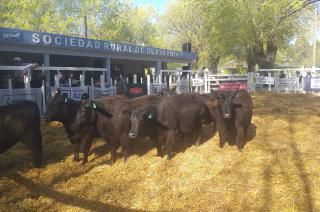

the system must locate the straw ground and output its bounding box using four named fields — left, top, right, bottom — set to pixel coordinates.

left=1, top=92, right=320, bottom=211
